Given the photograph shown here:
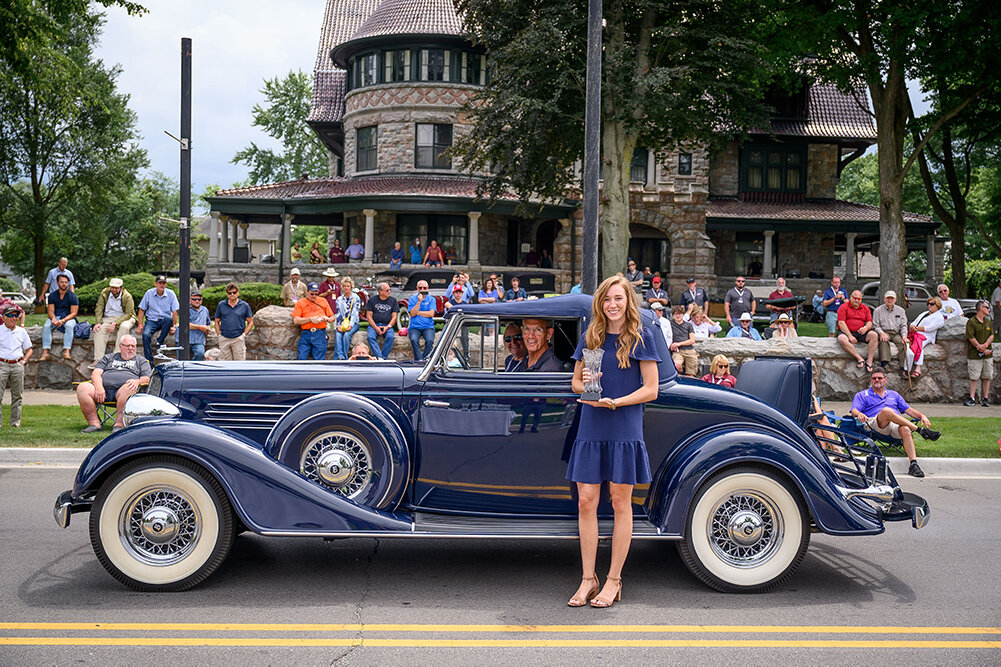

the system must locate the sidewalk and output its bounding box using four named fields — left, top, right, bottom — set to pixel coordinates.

left=21, top=390, right=79, bottom=407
